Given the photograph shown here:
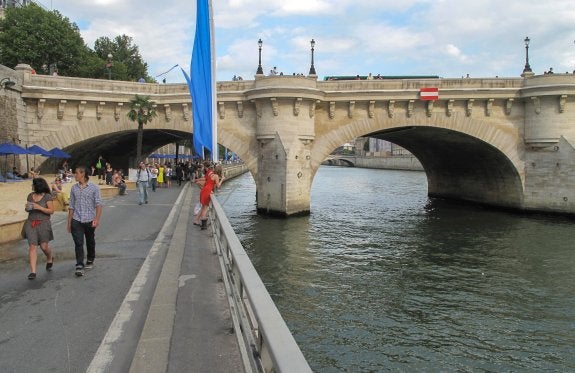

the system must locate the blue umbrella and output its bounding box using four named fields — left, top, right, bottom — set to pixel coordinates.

left=28, top=145, right=52, bottom=156
left=0, top=143, right=31, bottom=155
left=49, top=147, right=71, bottom=158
